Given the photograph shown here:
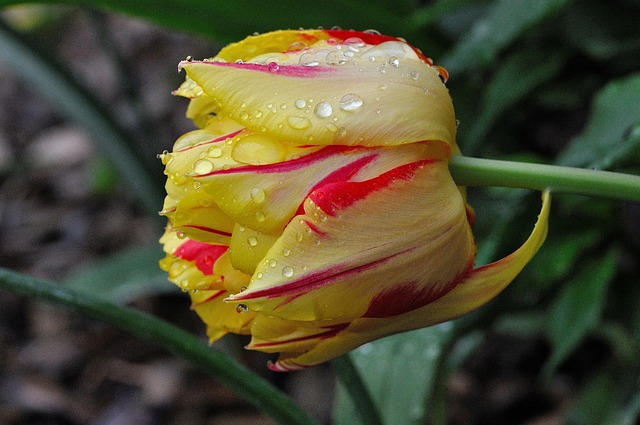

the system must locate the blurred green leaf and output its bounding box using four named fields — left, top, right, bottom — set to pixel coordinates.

left=560, top=0, right=640, bottom=60
left=526, top=225, right=602, bottom=289
left=64, top=244, right=171, bottom=303
left=556, top=74, right=640, bottom=168
left=543, top=248, right=617, bottom=380
left=460, top=47, right=567, bottom=154
left=441, top=0, right=573, bottom=75
left=334, top=323, right=455, bottom=425
left=567, top=369, right=620, bottom=425
left=0, top=19, right=164, bottom=219
left=0, top=0, right=408, bottom=43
